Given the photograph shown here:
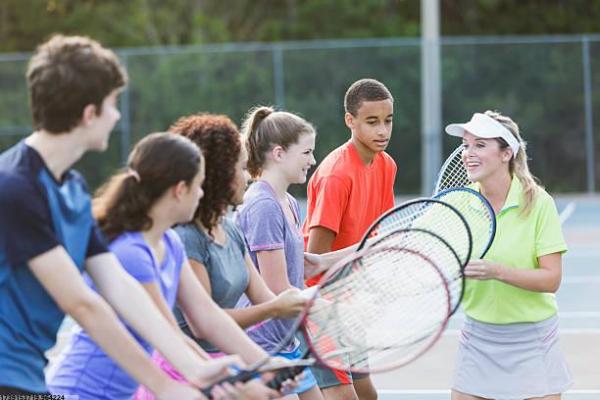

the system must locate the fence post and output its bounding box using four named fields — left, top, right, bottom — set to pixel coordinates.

left=421, top=0, right=442, bottom=195
left=119, top=52, right=132, bottom=166
left=273, top=45, right=285, bottom=108
left=582, top=36, right=596, bottom=193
